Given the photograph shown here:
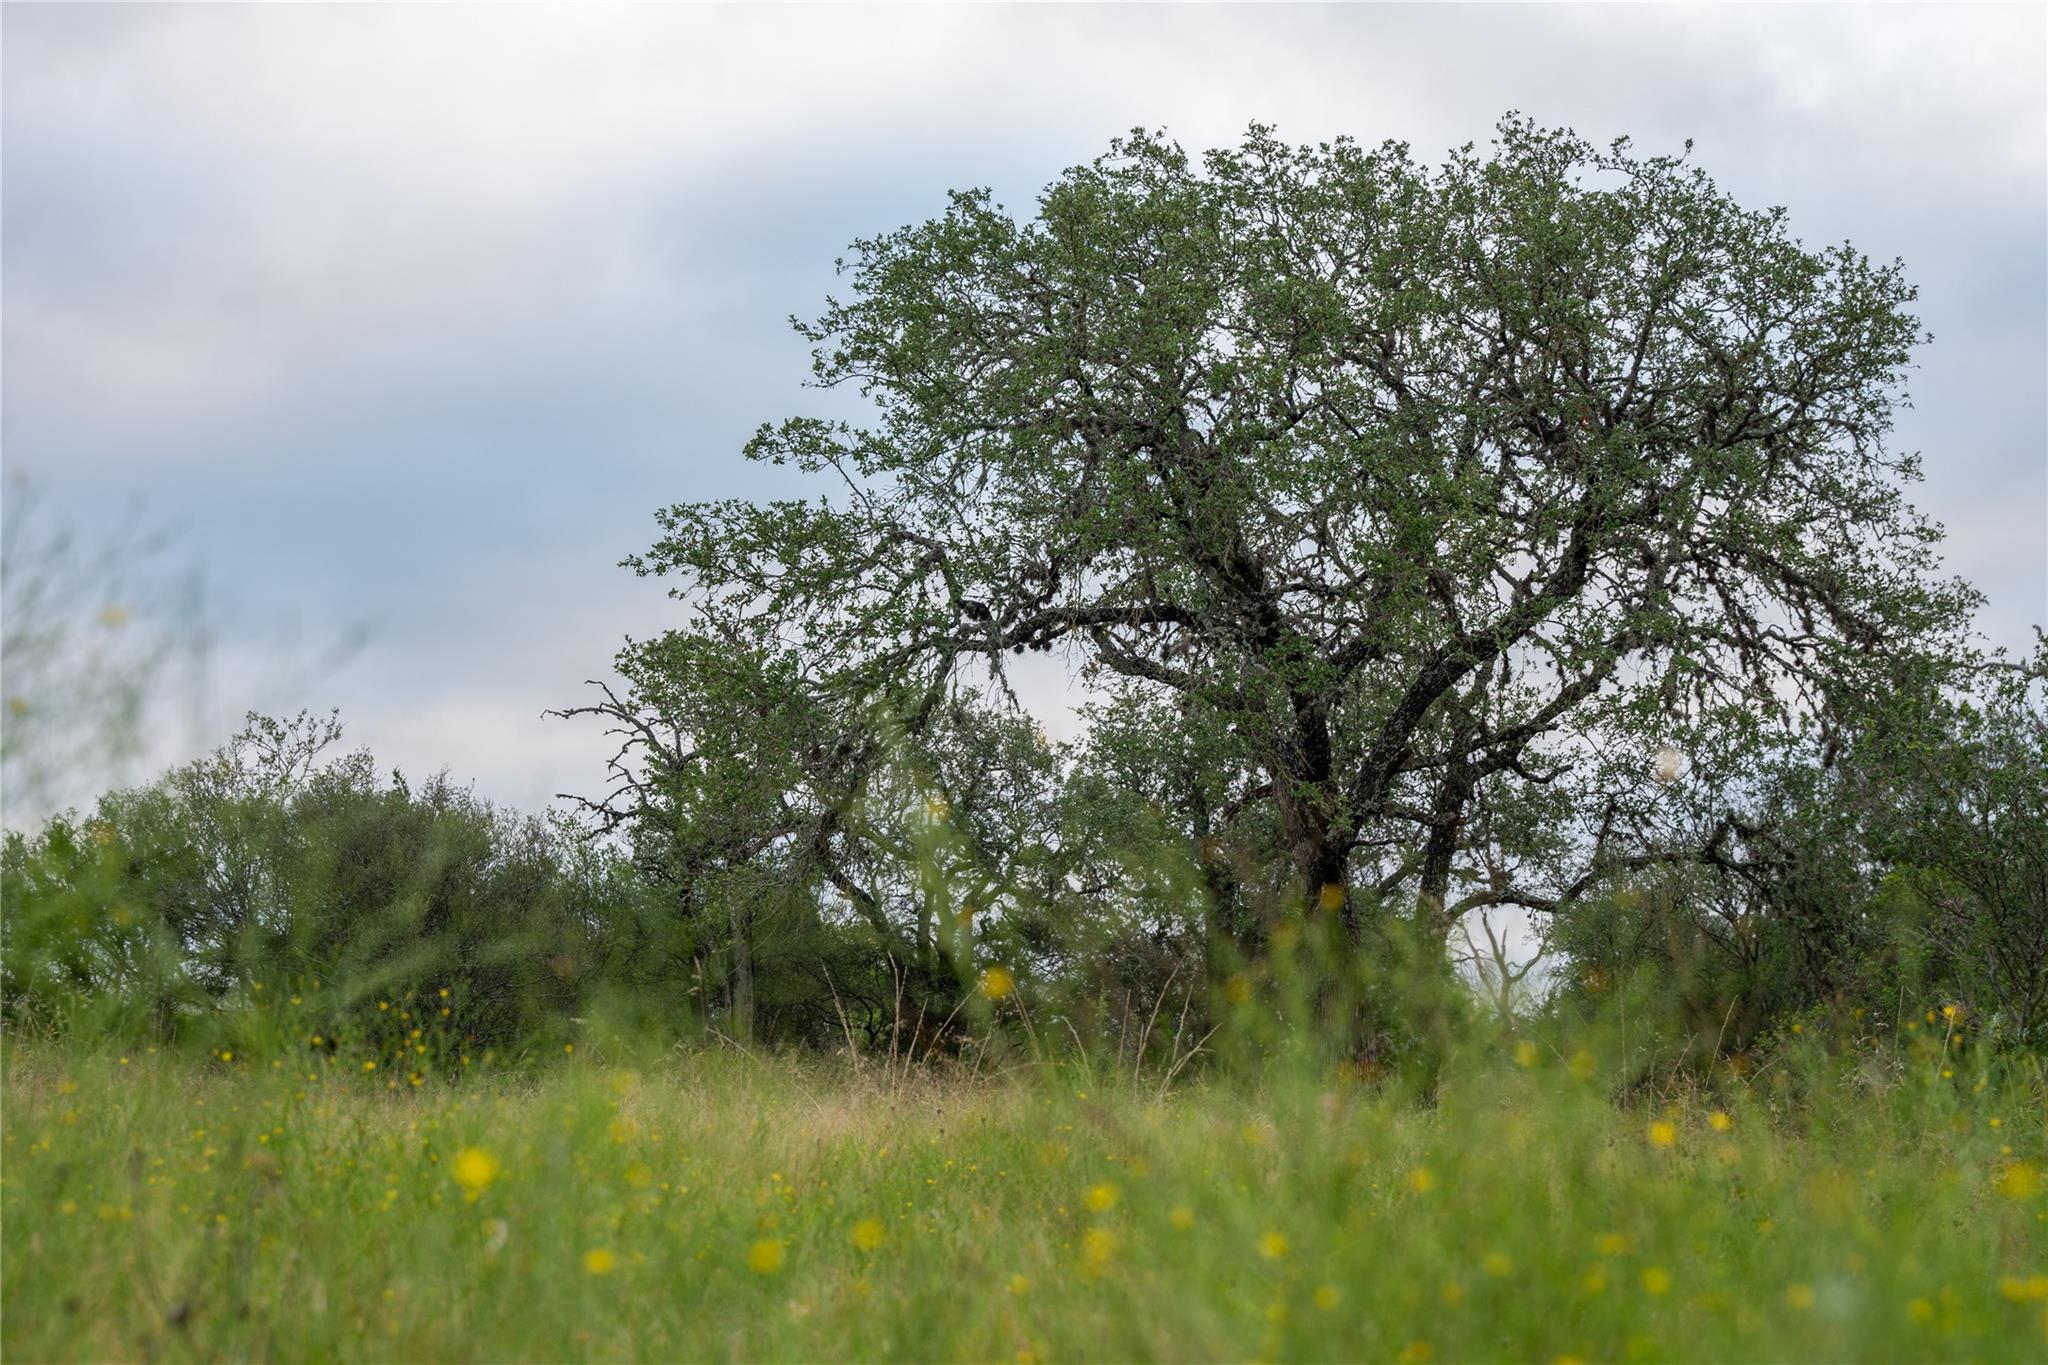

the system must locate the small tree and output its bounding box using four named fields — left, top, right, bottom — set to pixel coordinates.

left=553, top=622, right=1073, bottom=1046
left=2, top=712, right=649, bottom=1052
left=1857, top=647, right=2048, bottom=1043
